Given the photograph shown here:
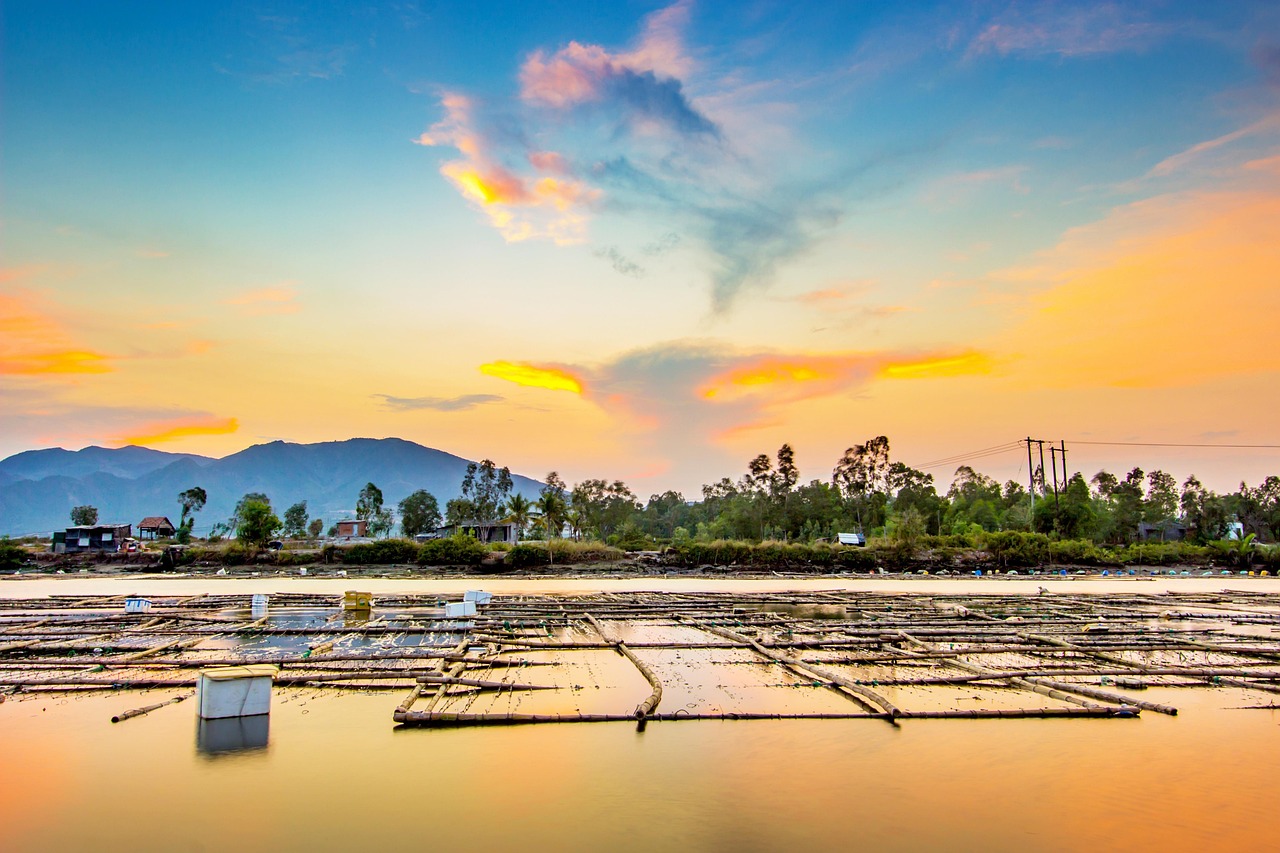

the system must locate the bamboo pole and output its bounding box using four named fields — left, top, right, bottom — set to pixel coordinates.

left=685, top=617, right=902, bottom=720
left=585, top=613, right=663, bottom=721
left=111, top=691, right=194, bottom=723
